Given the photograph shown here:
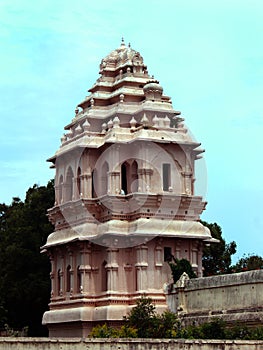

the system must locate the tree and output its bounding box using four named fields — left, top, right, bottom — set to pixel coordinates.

left=232, top=254, right=263, bottom=272
left=125, top=296, right=156, bottom=337
left=0, top=180, right=54, bottom=336
left=124, top=296, right=179, bottom=338
left=202, top=221, right=237, bottom=276
left=169, top=258, right=196, bottom=283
